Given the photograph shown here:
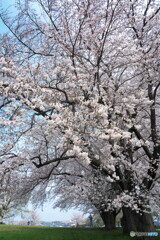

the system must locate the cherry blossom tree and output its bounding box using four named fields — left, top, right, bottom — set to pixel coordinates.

left=0, top=0, right=160, bottom=237
left=0, top=168, right=27, bottom=223
left=22, top=160, right=119, bottom=230
left=71, top=212, right=86, bottom=226
left=52, top=171, right=118, bottom=230
left=26, top=210, right=41, bottom=226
